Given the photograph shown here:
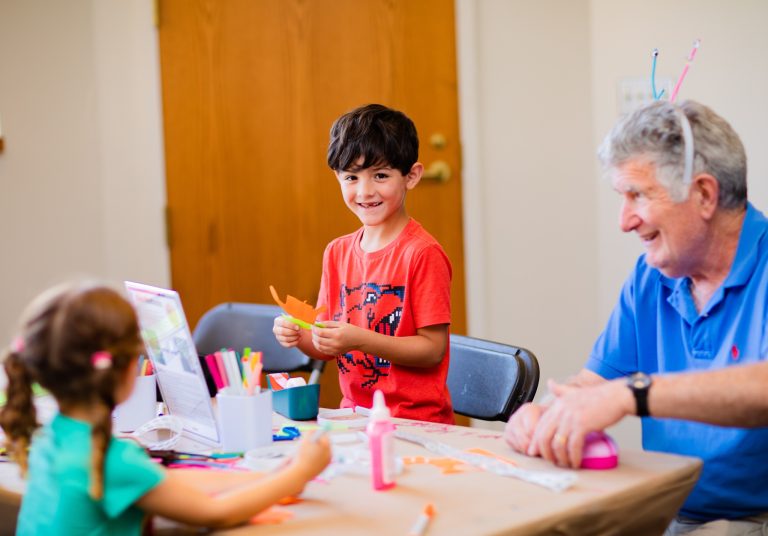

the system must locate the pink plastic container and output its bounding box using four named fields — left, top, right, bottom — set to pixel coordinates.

left=367, top=390, right=396, bottom=490
left=580, top=431, right=619, bottom=470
